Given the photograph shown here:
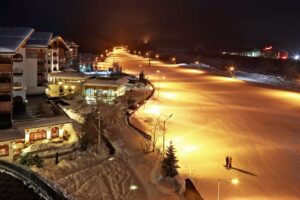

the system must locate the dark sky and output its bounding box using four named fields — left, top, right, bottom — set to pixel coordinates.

left=1, top=0, right=300, bottom=53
